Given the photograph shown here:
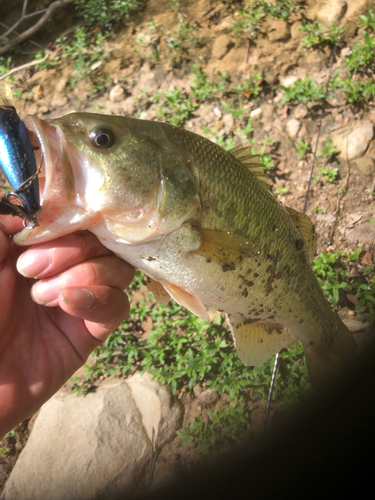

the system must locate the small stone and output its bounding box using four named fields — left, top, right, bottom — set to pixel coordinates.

left=280, top=75, right=299, bottom=88
left=250, top=107, right=262, bottom=119
left=55, top=78, right=68, bottom=93
left=331, top=123, right=374, bottom=161
left=109, top=84, right=125, bottom=103
left=222, top=113, right=234, bottom=130
left=346, top=222, right=375, bottom=245
left=353, top=156, right=375, bottom=176
left=212, top=34, right=233, bottom=60
left=193, top=383, right=203, bottom=398
left=213, top=106, right=222, bottom=118
left=197, top=389, right=219, bottom=407
left=286, top=118, right=301, bottom=139
left=348, top=310, right=356, bottom=316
